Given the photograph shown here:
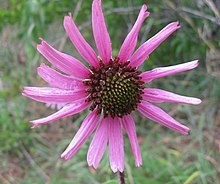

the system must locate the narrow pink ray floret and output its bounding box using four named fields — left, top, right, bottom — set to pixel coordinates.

left=22, top=0, right=202, bottom=173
